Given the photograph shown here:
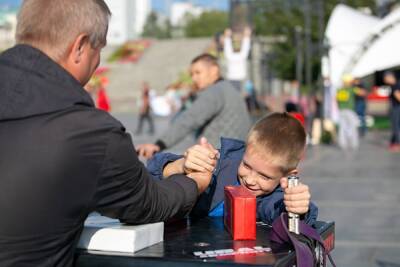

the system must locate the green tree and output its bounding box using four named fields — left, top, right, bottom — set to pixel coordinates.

left=184, top=11, right=228, bottom=37
left=142, top=12, right=172, bottom=39
left=252, top=0, right=376, bottom=87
